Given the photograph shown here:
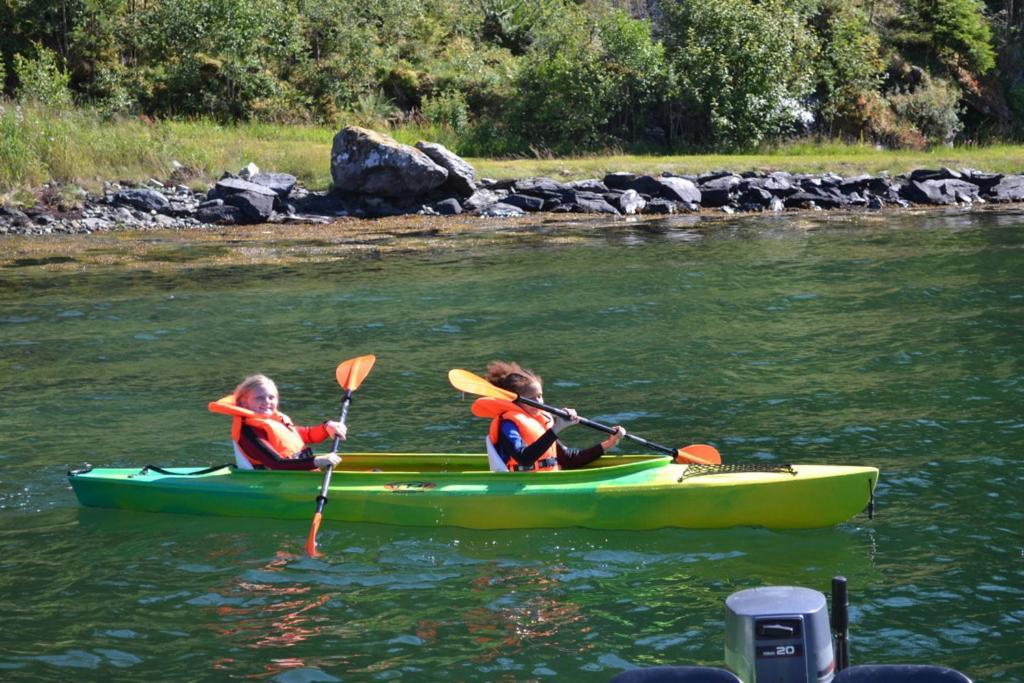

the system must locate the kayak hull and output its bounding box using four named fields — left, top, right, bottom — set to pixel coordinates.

left=68, top=454, right=879, bottom=530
